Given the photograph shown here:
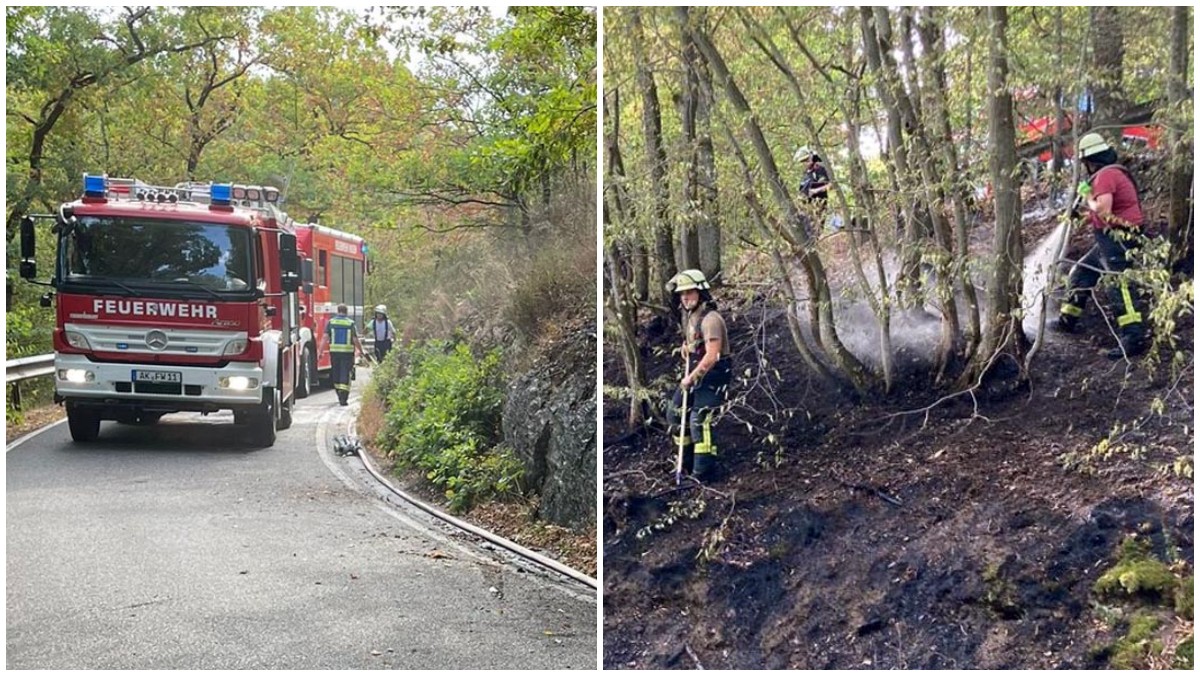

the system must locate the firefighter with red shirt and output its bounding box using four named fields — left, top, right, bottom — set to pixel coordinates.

left=1057, top=132, right=1150, bottom=359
